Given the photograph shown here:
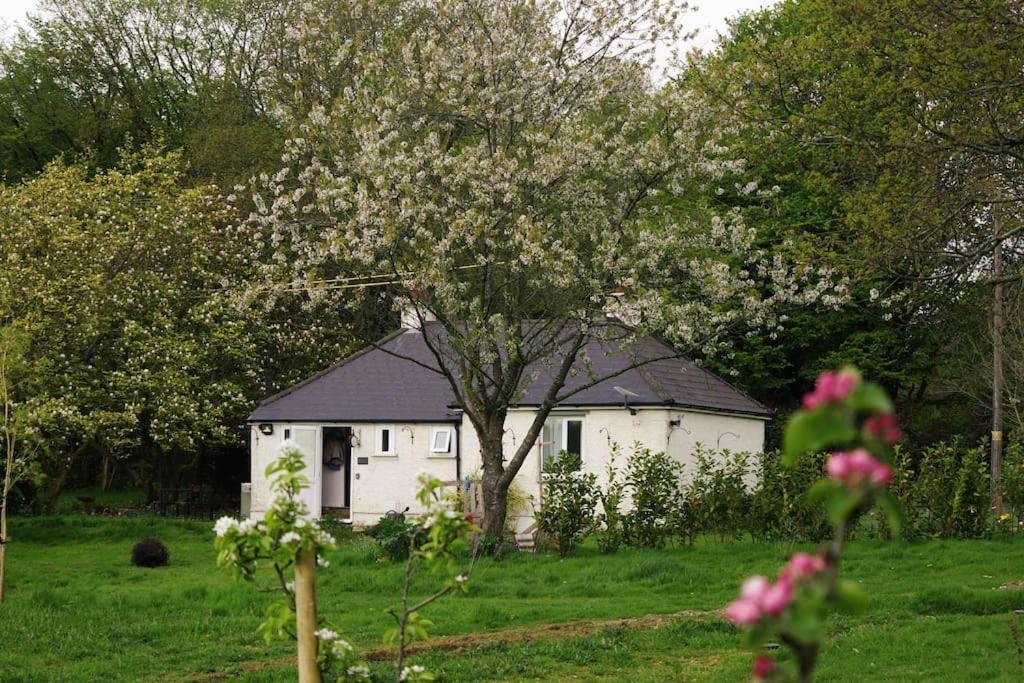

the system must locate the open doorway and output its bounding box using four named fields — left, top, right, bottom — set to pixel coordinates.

left=322, top=427, right=352, bottom=520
